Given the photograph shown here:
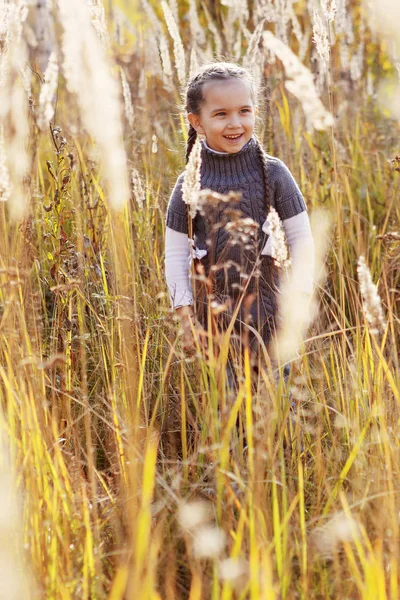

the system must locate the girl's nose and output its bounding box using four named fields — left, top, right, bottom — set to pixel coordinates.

left=227, top=115, right=241, bottom=128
